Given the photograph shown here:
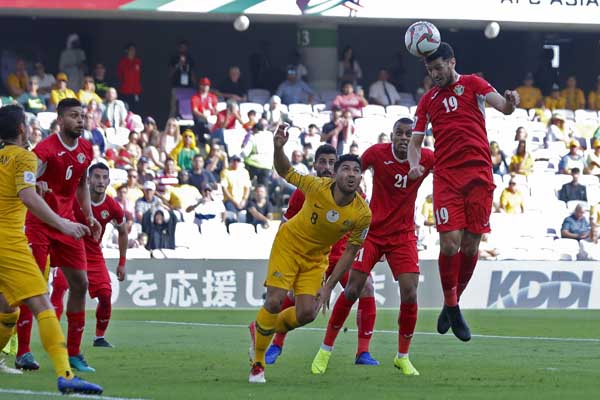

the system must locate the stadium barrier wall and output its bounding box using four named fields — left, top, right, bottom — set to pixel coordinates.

left=88, top=260, right=600, bottom=310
